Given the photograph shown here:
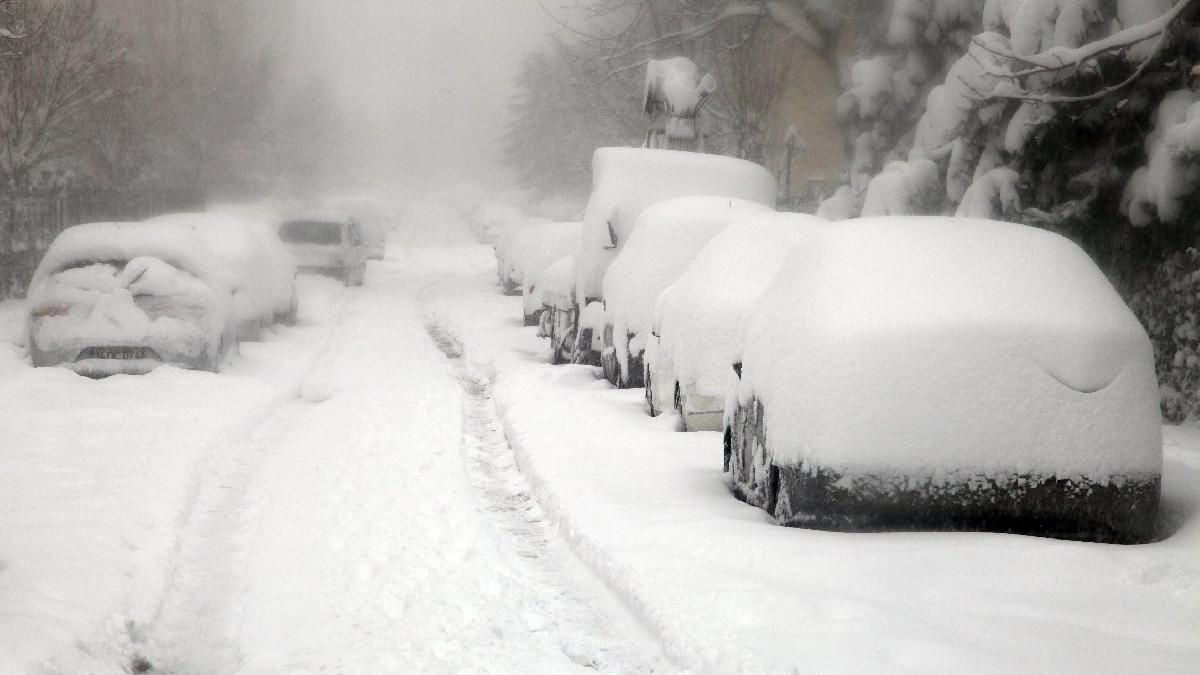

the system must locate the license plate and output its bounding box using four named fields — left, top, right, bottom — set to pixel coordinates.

left=80, top=347, right=151, bottom=360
